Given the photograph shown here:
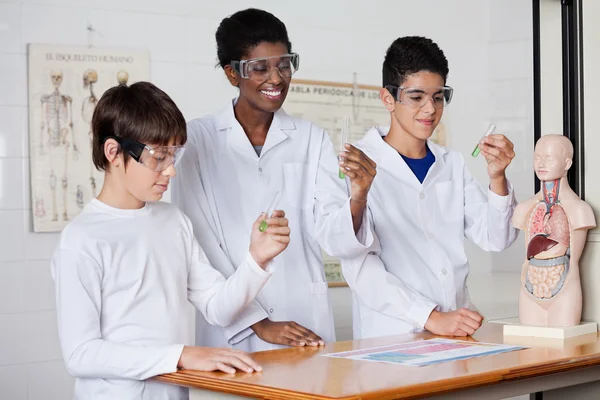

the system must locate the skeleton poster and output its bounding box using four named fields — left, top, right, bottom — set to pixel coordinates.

left=27, top=44, right=150, bottom=232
